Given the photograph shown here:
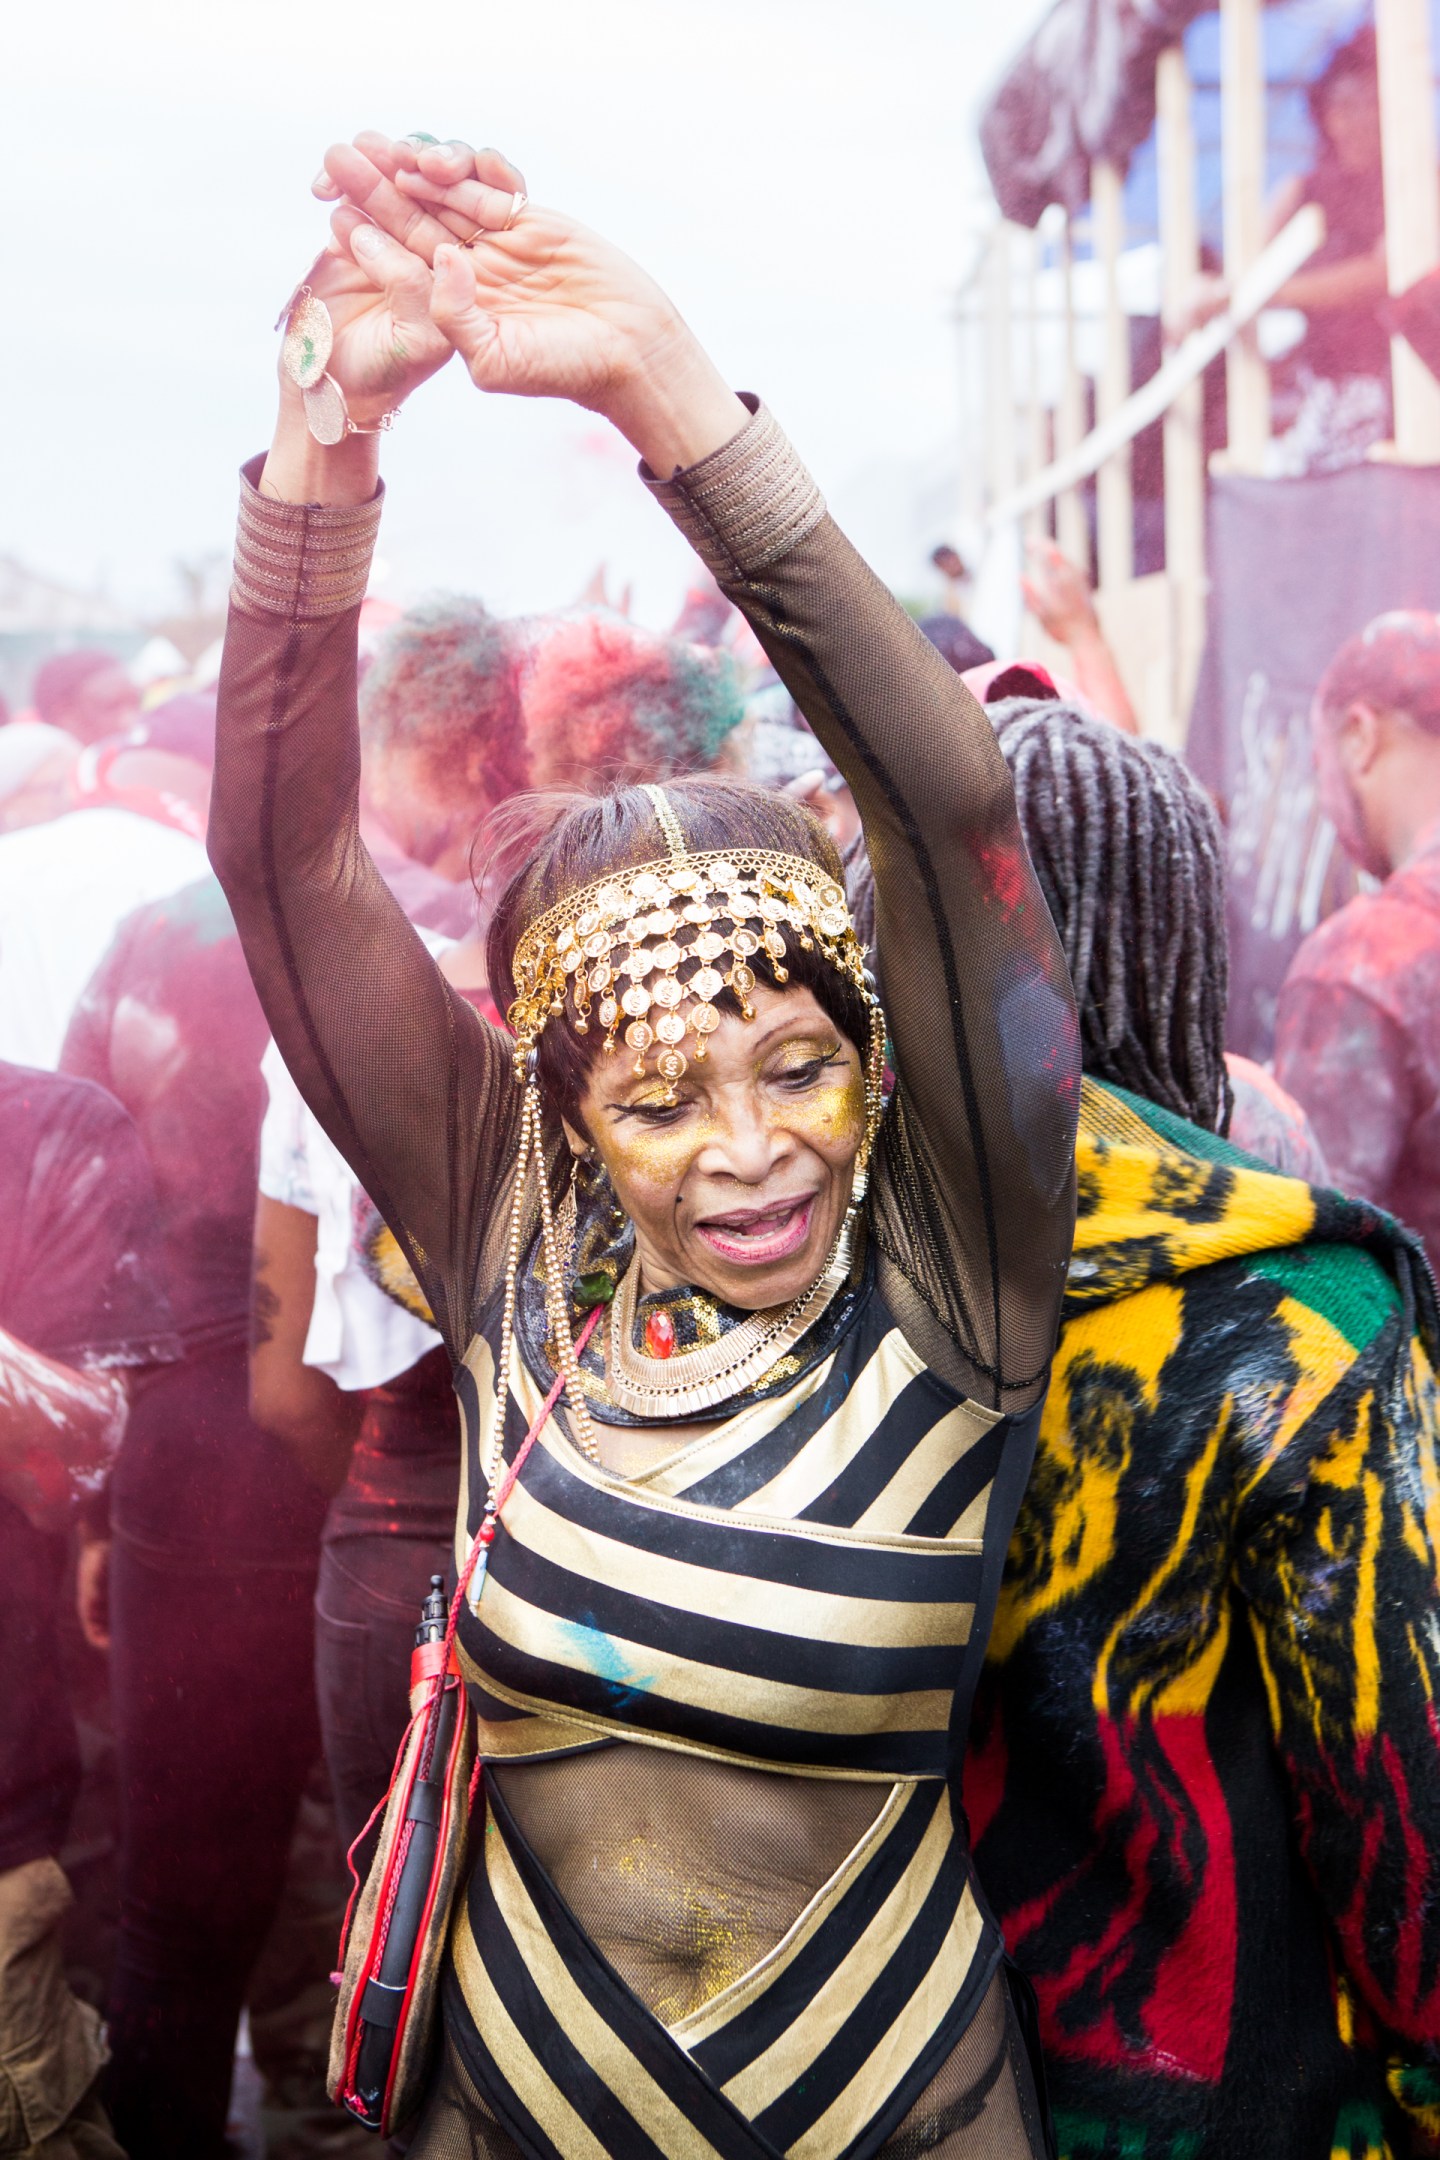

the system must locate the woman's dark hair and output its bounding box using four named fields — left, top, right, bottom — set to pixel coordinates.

left=482, top=776, right=870, bottom=1132
left=993, top=701, right=1232, bottom=1133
